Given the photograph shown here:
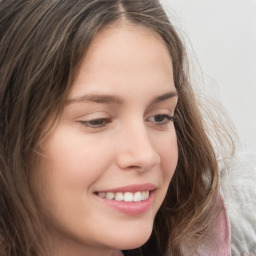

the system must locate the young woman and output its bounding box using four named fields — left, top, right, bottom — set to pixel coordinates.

left=0, top=0, right=232, bottom=255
